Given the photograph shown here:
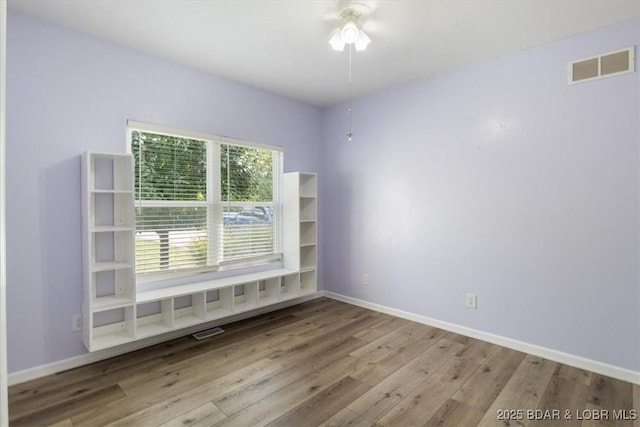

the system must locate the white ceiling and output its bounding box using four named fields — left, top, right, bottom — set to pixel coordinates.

left=8, top=0, right=640, bottom=106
